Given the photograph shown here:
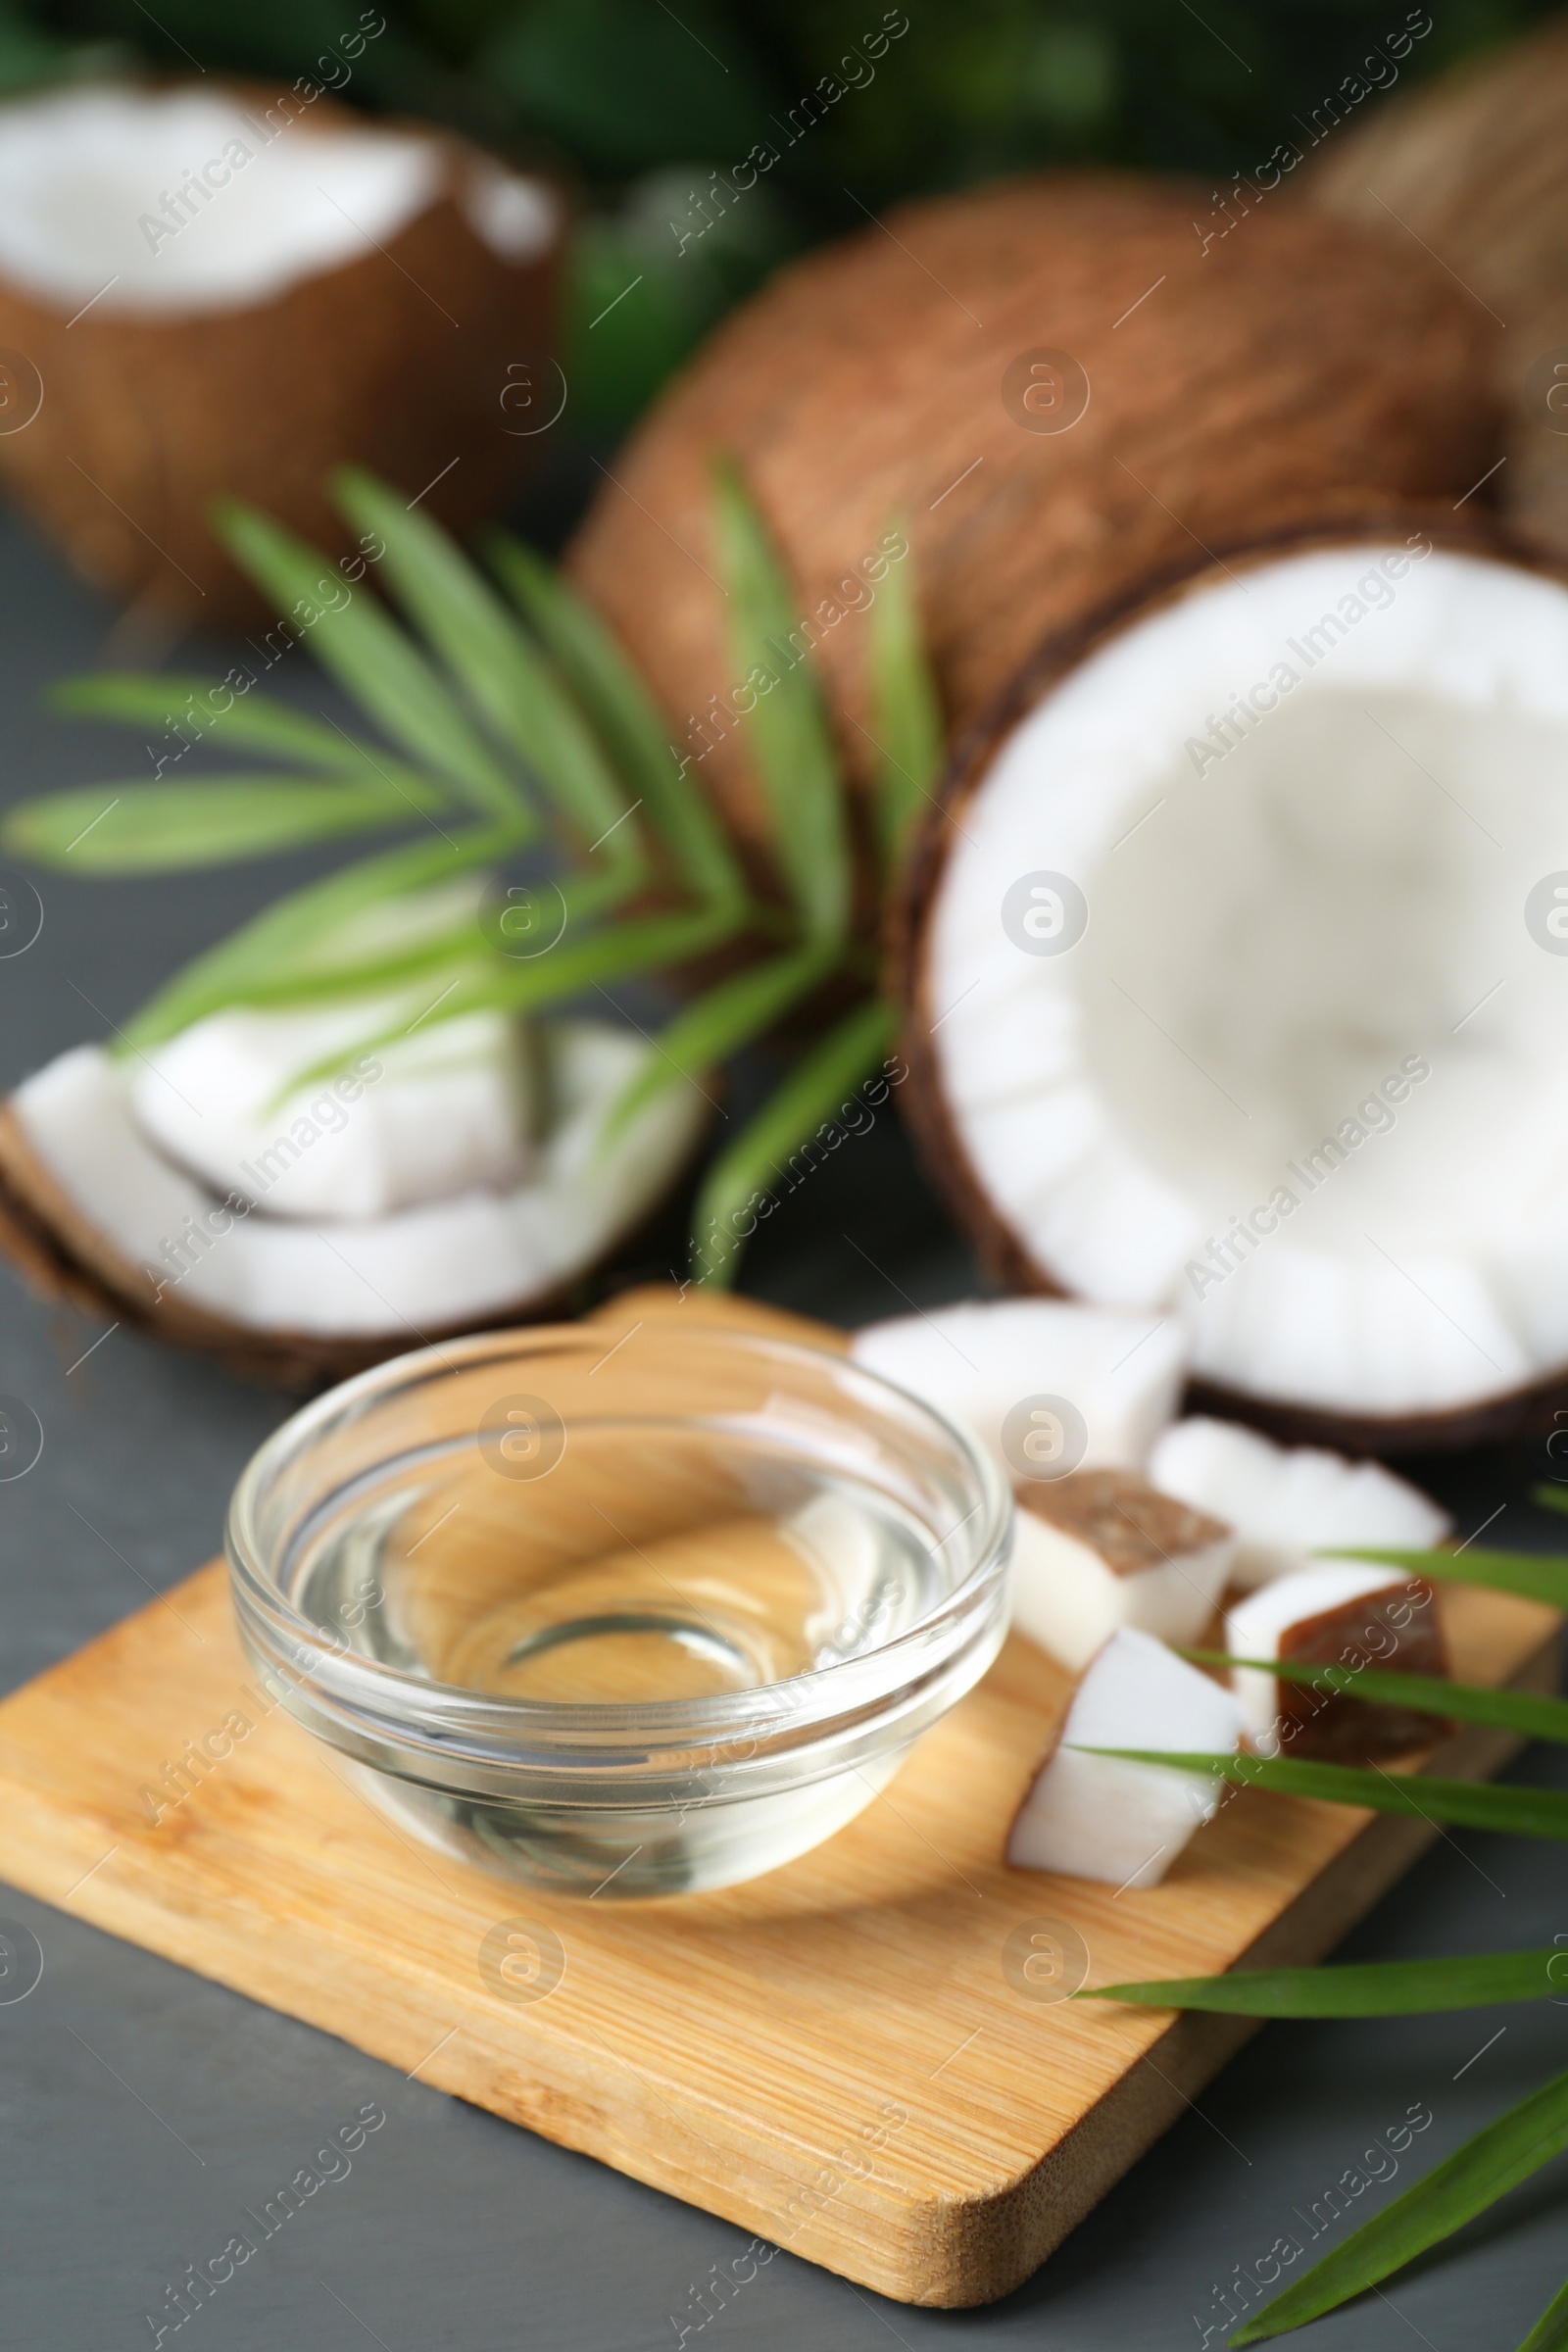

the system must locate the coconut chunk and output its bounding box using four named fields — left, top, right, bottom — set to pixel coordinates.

left=1226, top=1562, right=1449, bottom=1761
left=849, top=1298, right=1187, bottom=1480
left=1009, top=1469, right=1233, bottom=1670
left=1007, top=1627, right=1244, bottom=1887
left=129, top=997, right=537, bottom=1220
left=6, top=1025, right=704, bottom=1339
left=1147, top=1417, right=1450, bottom=1589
